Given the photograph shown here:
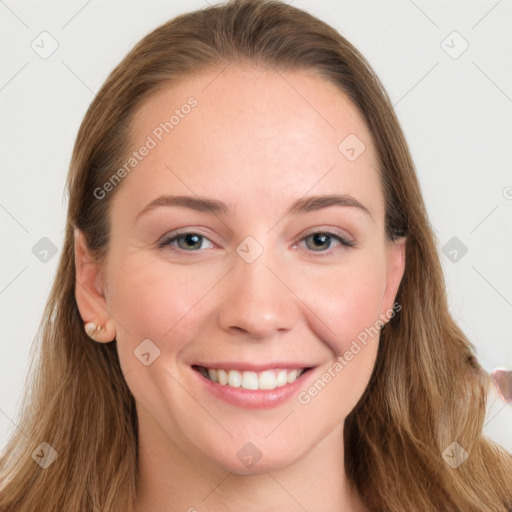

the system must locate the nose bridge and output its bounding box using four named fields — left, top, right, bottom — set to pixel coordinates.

left=217, top=242, right=298, bottom=337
